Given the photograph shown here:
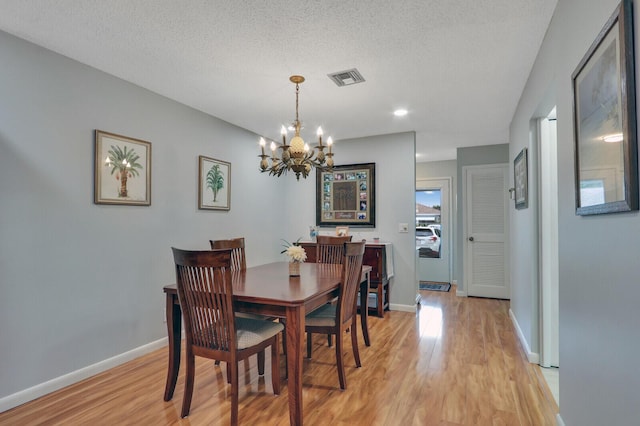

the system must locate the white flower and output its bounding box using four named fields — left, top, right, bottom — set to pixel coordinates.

left=286, top=245, right=307, bottom=263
